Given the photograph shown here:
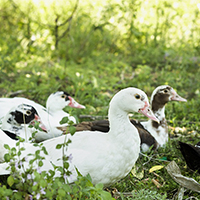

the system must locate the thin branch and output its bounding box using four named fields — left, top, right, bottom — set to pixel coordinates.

left=57, top=19, right=72, bottom=41
left=59, top=0, right=79, bottom=27
left=55, top=0, right=79, bottom=48
left=6, top=90, right=25, bottom=97
left=139, top=152, right=170, bottom=166
left=55, top=15, right=59, bottom=49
